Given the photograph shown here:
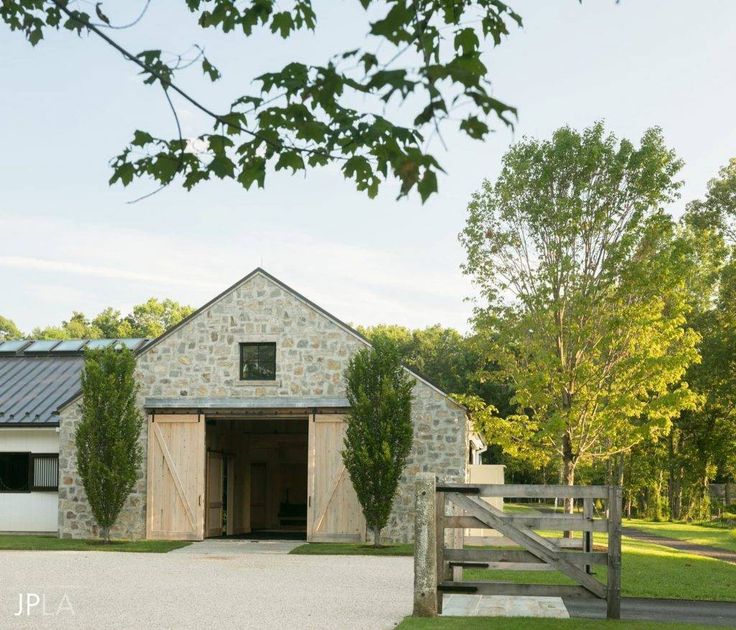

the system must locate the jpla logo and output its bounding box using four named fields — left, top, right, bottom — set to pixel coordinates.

left=14, top=593, right=74, bottom=617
